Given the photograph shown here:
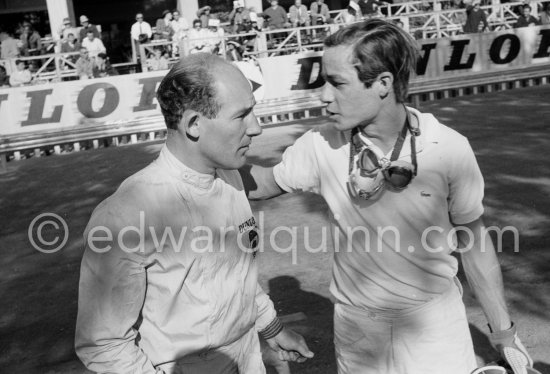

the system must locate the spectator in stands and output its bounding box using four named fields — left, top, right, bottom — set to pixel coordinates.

left=197, top=6, right=213, bottom=28
left=262, top=0, right=288, bottom=29
left=311, top=0, right=332, bottom=25
left=0, top=65, right=10, bottom=87
left=171, top=9, right=189, bottom=41
left=541, top=3, right=550, bottom=25
left=60, top=32, right=80, bottom=65
left=343, top=2, right=360, bottom=24
left=155, top=10, right=174, bottom=40
left=75, top=47, right=94, bottom=79
left=19, top=23, right=42, bottom=56
left=226, top=40, right=243, bottom=61
left=61, top=32, right=80, bottom=53
left=131, top=13, right=153, bottom=45
left=514, top=5, right=540, bottom=27
left=463, top=0, right=489, bottom=33
left=146, top=48, right=169, bottom=71
left=0, top=31, right=20, bottom=59
left=229, top=1, right=252, bottom=33
left=206, top=19, right=225, bottom=55
left=357, top=0, right=386, bottom=18
left=188, top=19, right=209, bottom=54
left=59, top=17, right=78, bottom=41
left=82, top=30, right=106, bottom=58
left=93, top=52, right=118, bottom=77
left=9, top=60, right=32, bottom=87
left=289, top=0, right=311, bottom=28
left=79, top=15, right=101, bottom=42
